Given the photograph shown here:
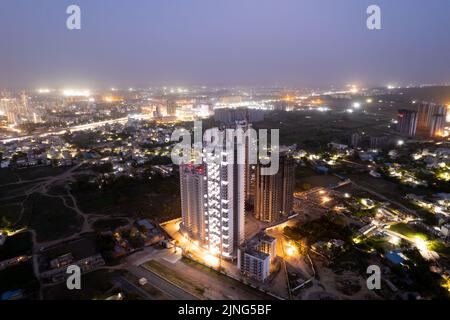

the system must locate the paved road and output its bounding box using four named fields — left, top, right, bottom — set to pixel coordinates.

left=112, top=276, right=157, bottom=300
left=126, top=265, right=198, bottom=300
left=0, top=115, right=153, bottom=144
